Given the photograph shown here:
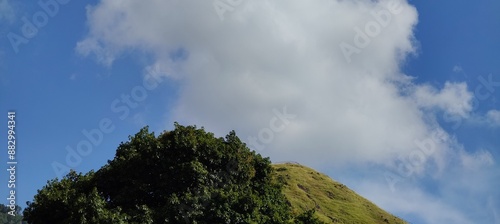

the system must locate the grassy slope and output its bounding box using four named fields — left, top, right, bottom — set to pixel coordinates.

left=272, top=163, right=407, bottom=224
